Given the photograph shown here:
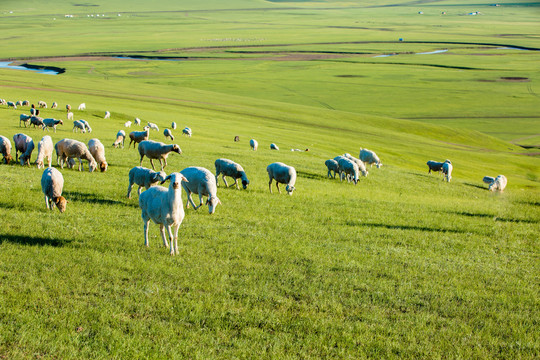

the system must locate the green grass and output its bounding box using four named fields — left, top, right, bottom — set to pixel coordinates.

left=0, top=0, right=539, bottom=358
